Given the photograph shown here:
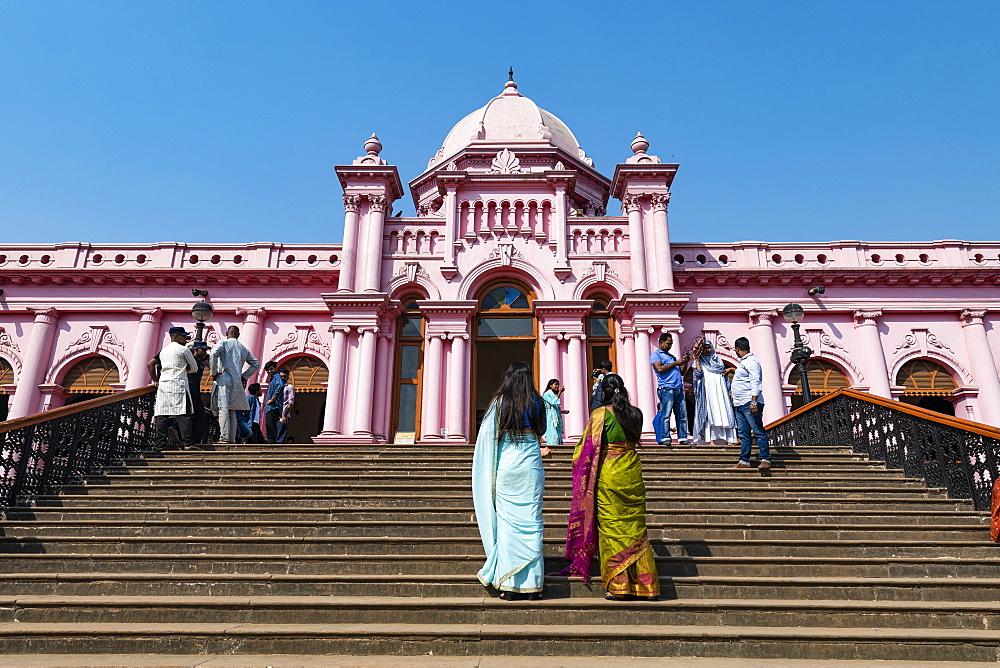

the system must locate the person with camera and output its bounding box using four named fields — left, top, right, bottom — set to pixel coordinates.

left=590, top=360, right=613, bottom=411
